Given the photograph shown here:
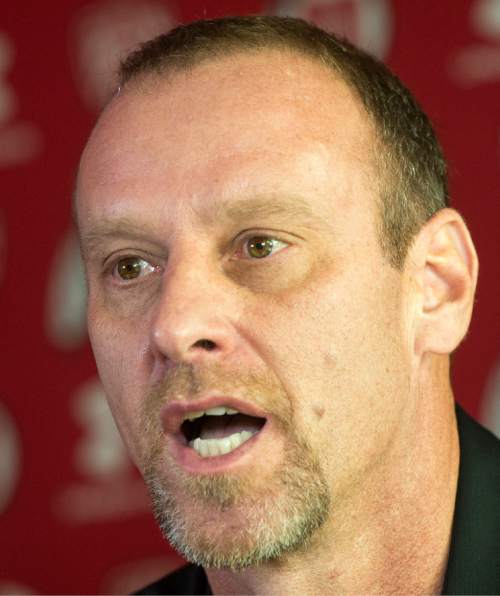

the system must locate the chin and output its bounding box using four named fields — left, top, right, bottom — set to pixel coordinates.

left=144, top=458, right=331, bottom=570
